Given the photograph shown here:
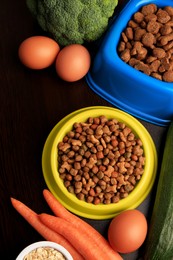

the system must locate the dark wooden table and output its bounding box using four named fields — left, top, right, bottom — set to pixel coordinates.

left=0, top=1, right=167, bottom=259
